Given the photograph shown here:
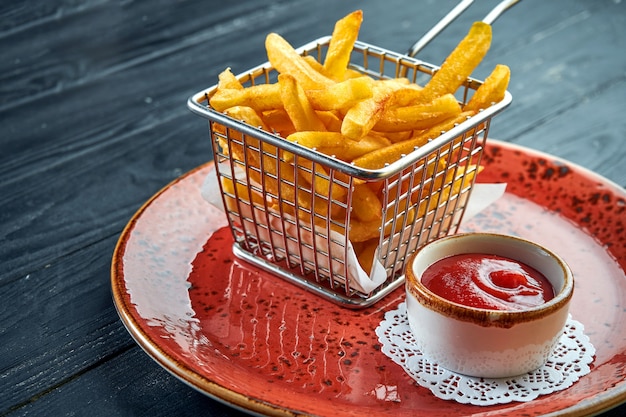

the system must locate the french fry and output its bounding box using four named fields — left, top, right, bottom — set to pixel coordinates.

left=323, top=10, right=363, bottom=80
left=349, top=162, right=474, bottom=244
left=340, top=79, right=417, bottom=140
left=223, top=105, right=268, bottom=131
left=415, top=21, right=492, bottom=103
left=387, top=83, right=423, bottom=107
left=295, top=159, right=347, bottom=202
left=319, top=133, right=391, bottom=161
left=278, top=73, right=327, bottom=132
left=220, top=106, right=269, bottom=153
left=381, top=157, right=448, bottom=208
left=348, top=217, right=382, bottom=243
left=262, top=109, right=295, bottom=136
left=285, top=131, right=344, bottom=150
left=343, top=67, right=367, bottom=80
left=384, top=78, right=412, bottom=87
left=302, top=54, right=327, bottom=75
left=221, top=100, right=336, bottom=220
left=373, top=130, right=412, bottom=144
left=382, top=204, right=417, bottom=238
left=216, top=67, right=244, bottom=90
left=250, top=157, right=319, bottom=216
left=222, top=106, right=279, bottom=156
left=210, top=83, right=282, bottom=112
left=316, top=110, right=343, bottom=132
left=351, top=183, right=383, bottom=223
left=341, top=84, right=393, bottom=140
left=282, top=131, right=343, bottom=163
left=374, top=93, right=462, bottom=132
left=266, top=32, right=335, bottom=90
left=305, top=76, right=373, bottom=111
left=304, top=53, right=366, bottom=82
left=463, top=64, right=510, bottom=112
